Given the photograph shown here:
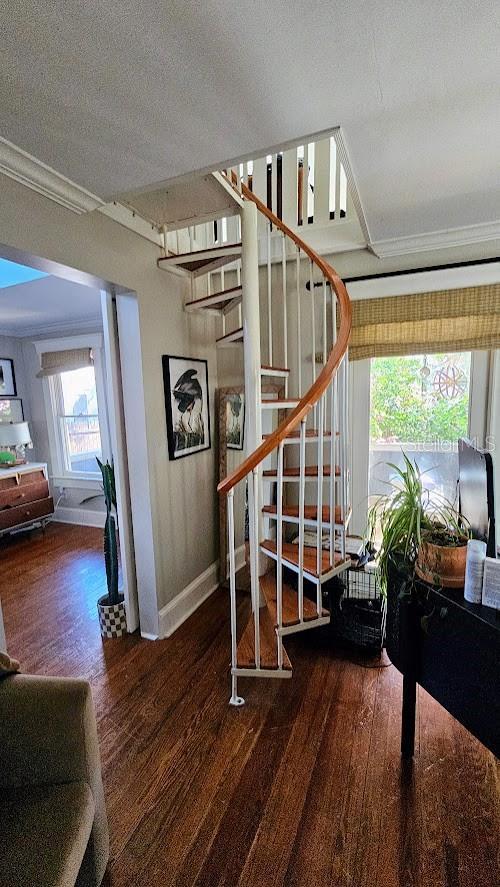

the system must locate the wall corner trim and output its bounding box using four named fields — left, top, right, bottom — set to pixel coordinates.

left=158, top=545, right=246, bottom=639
